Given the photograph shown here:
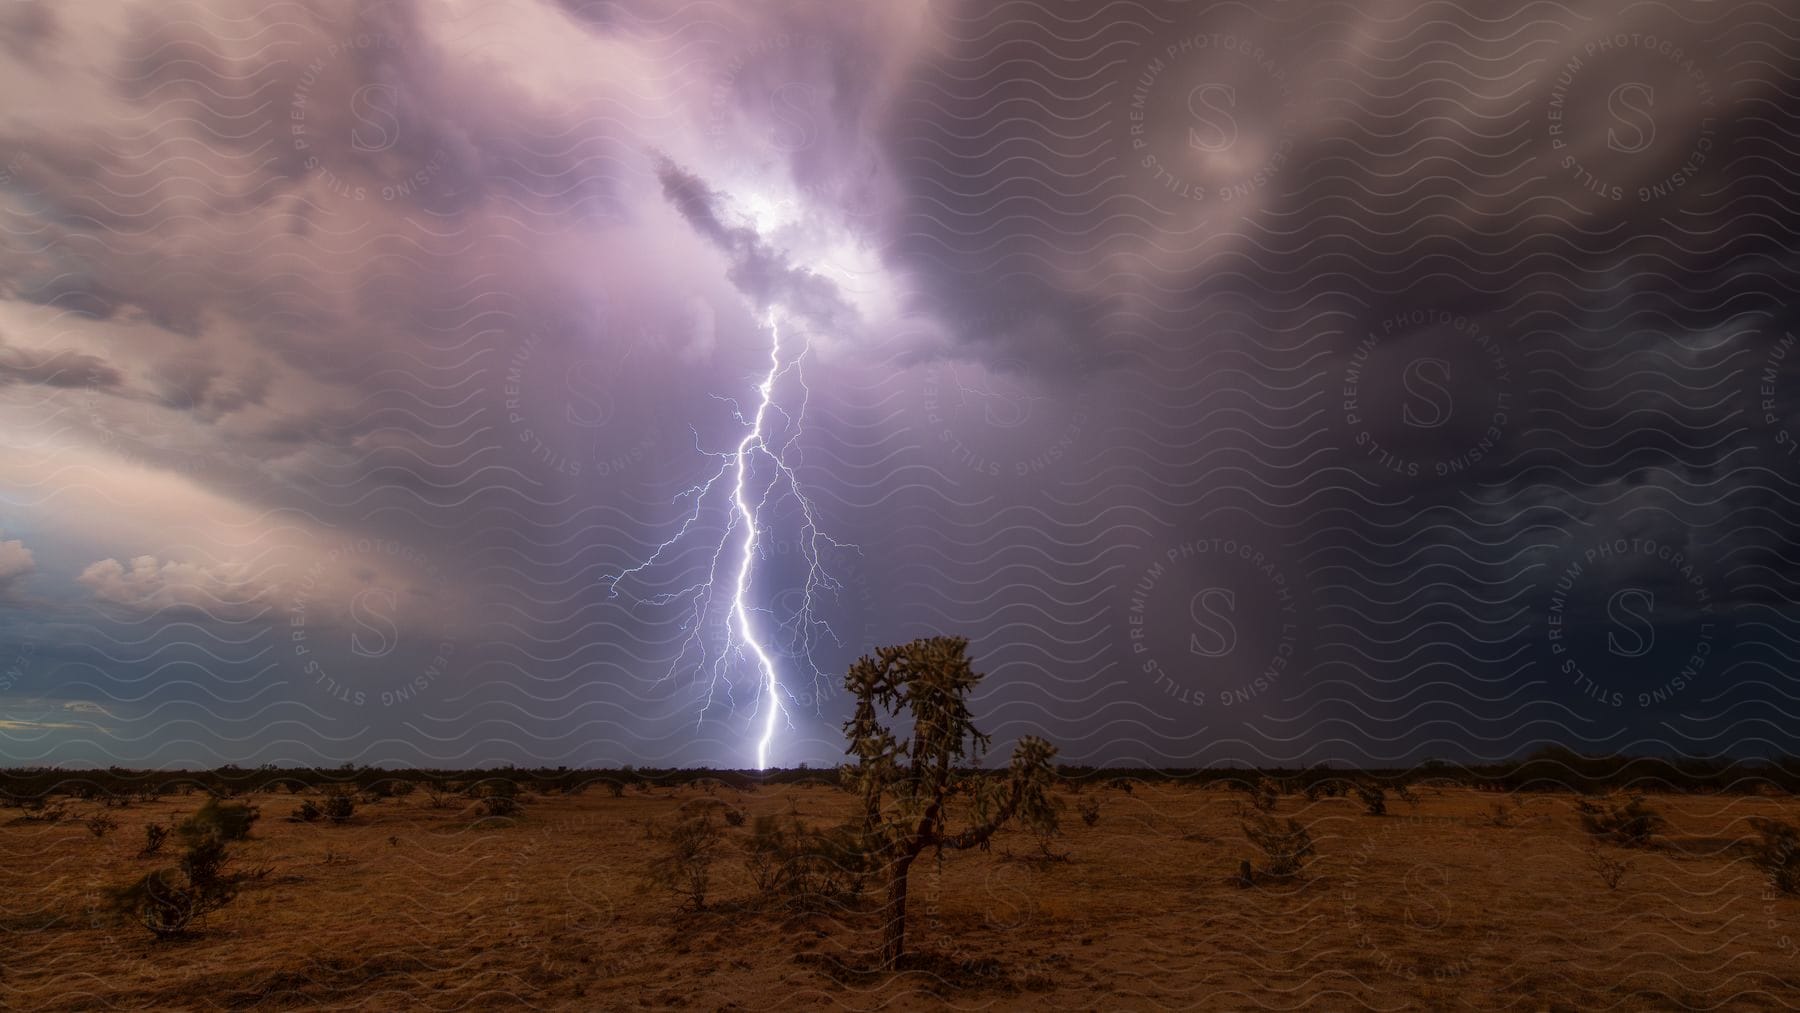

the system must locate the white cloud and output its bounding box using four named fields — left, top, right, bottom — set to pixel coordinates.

left=76, top=554, right=277, bottom=616
left=0, top=534, right=34, bottom=597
